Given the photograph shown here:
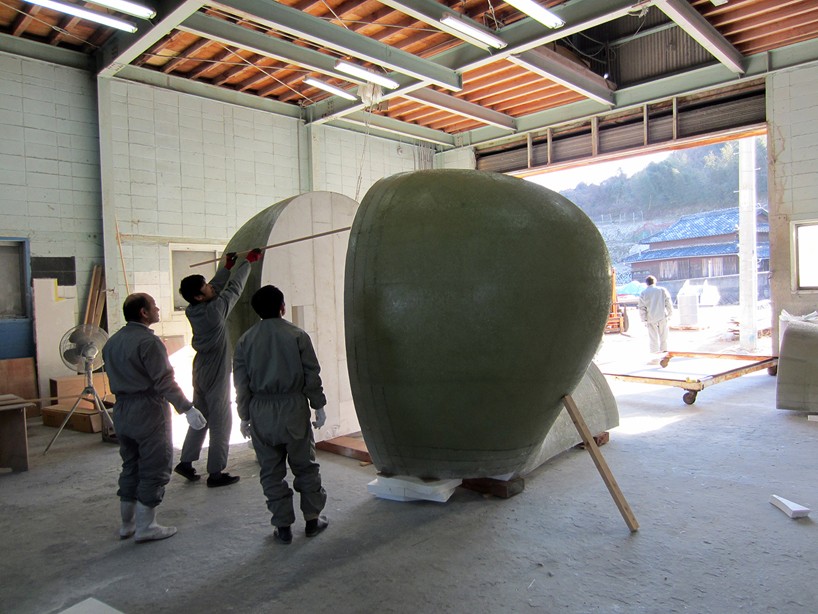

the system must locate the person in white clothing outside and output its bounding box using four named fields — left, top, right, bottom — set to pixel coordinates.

left=638, top=275, right=674, bottom=356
